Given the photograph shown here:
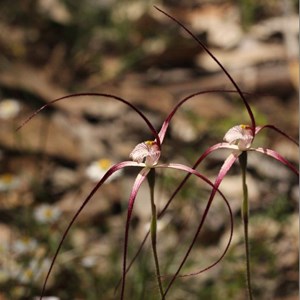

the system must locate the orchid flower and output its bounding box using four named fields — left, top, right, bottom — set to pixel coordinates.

left=19, top=91, right=234, bottom=300
left=120, top=7, right=299, bottom=299
left=147, top=7, right=299, bottom=299
left=161, top=121, right=298, bottom=297
left=18, top=6, right=298, bottom=299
